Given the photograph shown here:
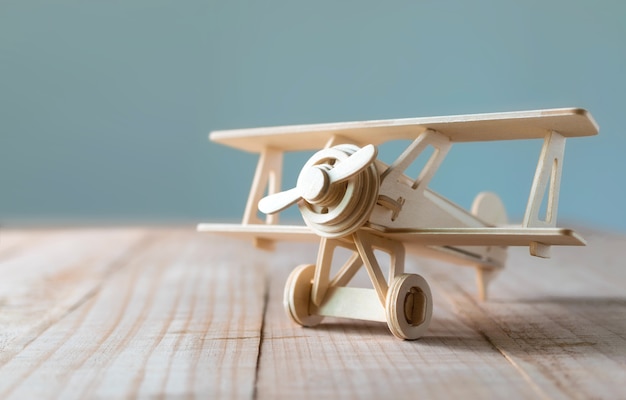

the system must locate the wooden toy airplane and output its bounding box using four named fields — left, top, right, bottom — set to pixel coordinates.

left=198, top=108, right=598, bottom=340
